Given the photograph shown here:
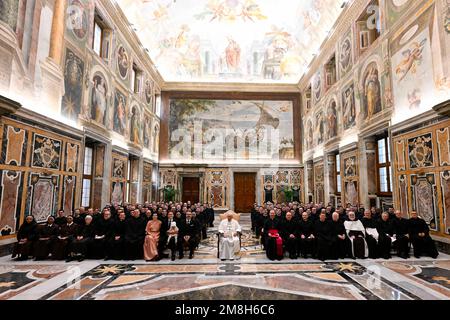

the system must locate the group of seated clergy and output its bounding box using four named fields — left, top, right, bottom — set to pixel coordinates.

left=12, top=201, right=215, bottom=262
left=252, top=202, right=439, bottom=261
